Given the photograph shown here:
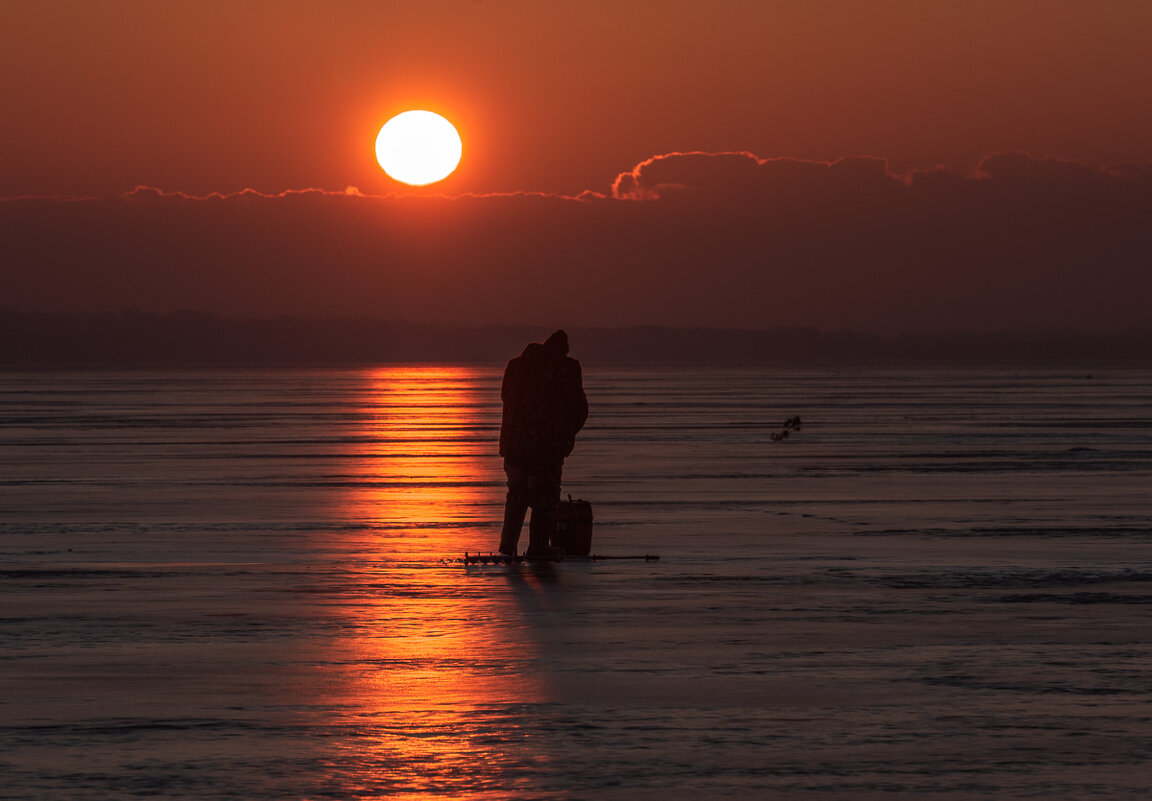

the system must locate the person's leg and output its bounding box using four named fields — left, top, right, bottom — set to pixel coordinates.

left=527, top=502, right=556, bottom=551
left=525, top=463, right=563, bottom=556
left=500, top=491, right=528, bottom=554
left=500, top=463, right=530, bottom=554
